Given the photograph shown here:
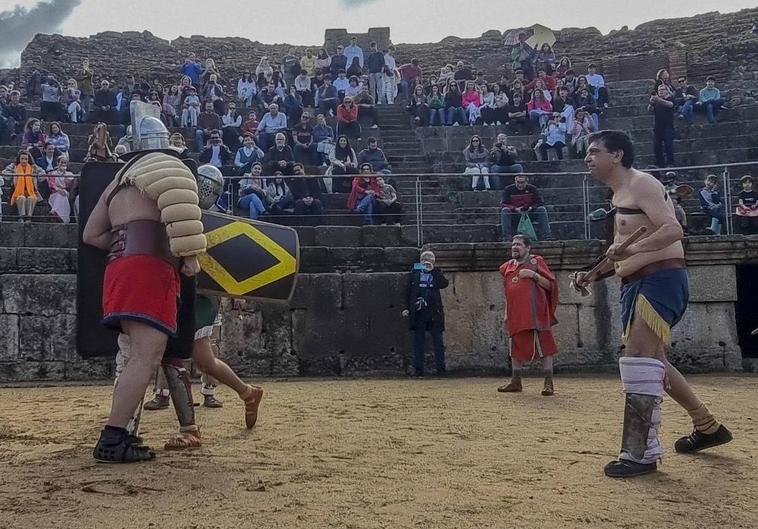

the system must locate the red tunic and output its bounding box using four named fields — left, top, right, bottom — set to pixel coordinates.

left=499, top=255, right=559, bottom=361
